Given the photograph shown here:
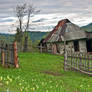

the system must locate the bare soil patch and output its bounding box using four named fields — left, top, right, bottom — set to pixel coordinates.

left=42, top=71, right=62, bottom=76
